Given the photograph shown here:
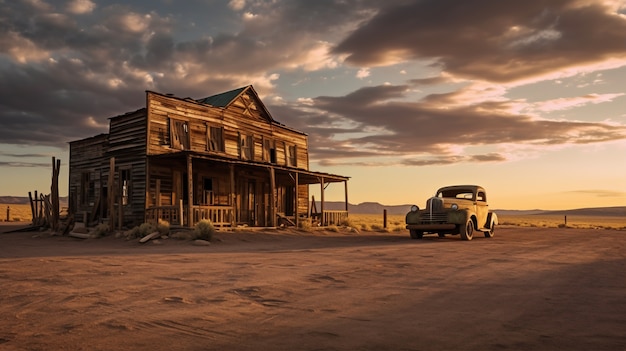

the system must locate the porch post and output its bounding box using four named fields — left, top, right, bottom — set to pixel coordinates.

left=186, top=154, right=193, bottom=227
left=294, top=172, right=299, bottom=227
left=269, top=167, right=276, bottom=227
left=344, top=180, right=349, bottom=212
left=320, top=176, right=325, bottom=226
left=230, top=164, right=236, bottom=226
